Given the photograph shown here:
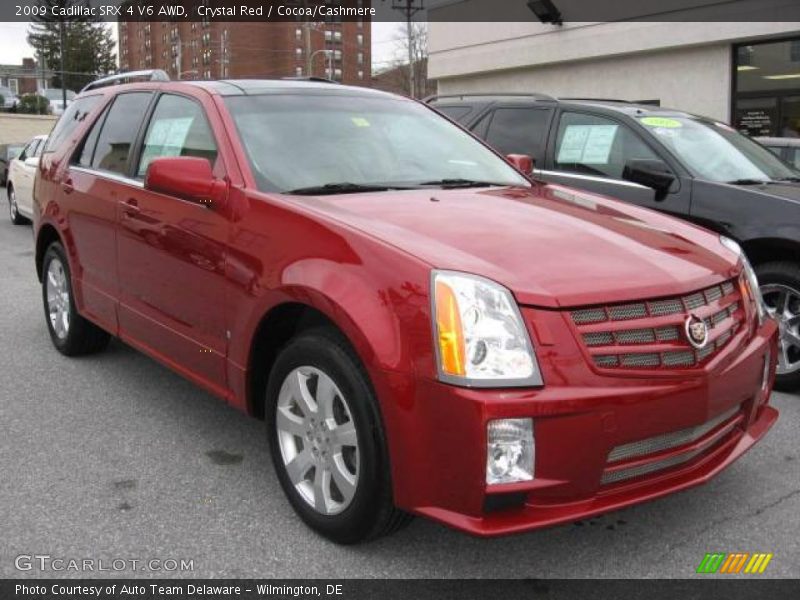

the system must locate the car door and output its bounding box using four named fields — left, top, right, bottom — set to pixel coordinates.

left=18, top=137, right=44, bottom=216
left=542, top=110, right=692, bottom=218
left=65, top=92, right=153, bottom=333
left=12, top=138, right=39, bottom=212
left=481, top=105, right=554, bottom=166
left=116, top=92, right=229, bottom=394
